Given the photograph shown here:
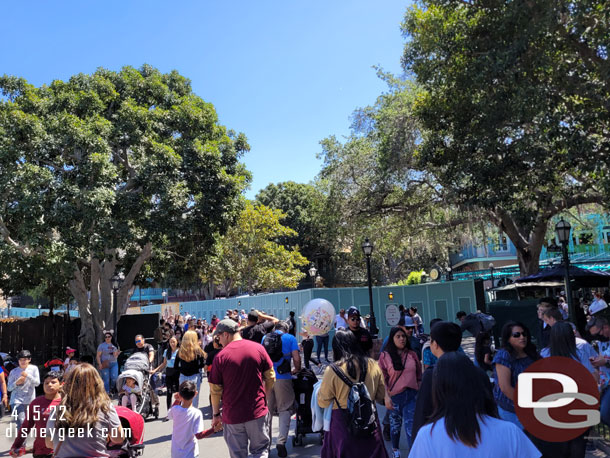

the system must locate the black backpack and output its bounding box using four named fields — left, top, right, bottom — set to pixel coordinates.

left=263, top=332, right=284, bottom=362
left=330, top=363, right=378, bottom=438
